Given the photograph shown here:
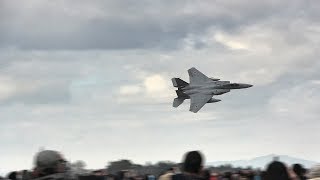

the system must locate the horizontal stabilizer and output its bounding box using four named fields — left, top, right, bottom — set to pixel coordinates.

left=173, top=98, right=185, bottom=108
left=172, top=78, right=189, bottom=88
